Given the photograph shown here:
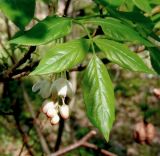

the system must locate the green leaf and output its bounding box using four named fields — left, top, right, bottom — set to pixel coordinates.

left=10, top=16, right=72, bottom=45
left=0, top=0, right=35, bottom=29
left=148, top=48, right=160, bottom=75
left=94, top=38, right=154, bottom=73
left=101, top=18, right=153, bottom=46
left=132, top=0, right=152, bottom=13
left=113, top=11, right=154, bottom=35
left=82, top=55, right=115, bottom=141
left=82, top=17, right=153, bottom=47
left=30, top=39, right=90, bottom=75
